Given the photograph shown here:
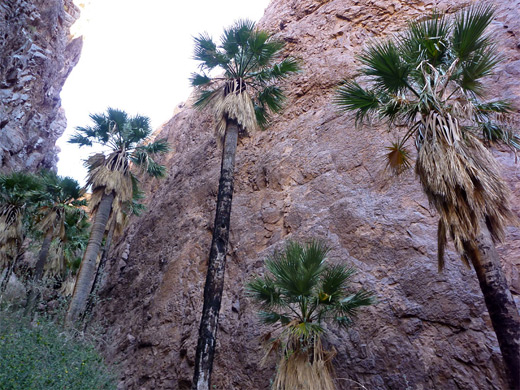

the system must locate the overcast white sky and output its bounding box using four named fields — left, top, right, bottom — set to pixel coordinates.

left=57, top=0, right=270, bottom=184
